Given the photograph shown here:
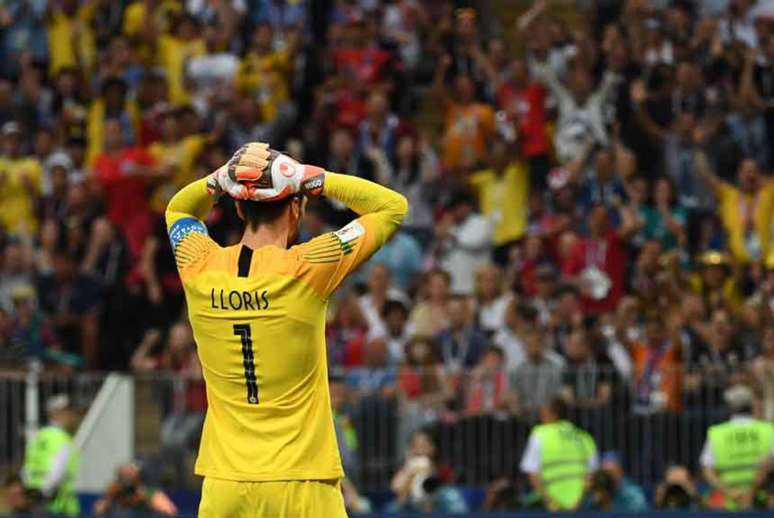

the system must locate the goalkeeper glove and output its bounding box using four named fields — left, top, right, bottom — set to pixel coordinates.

left=227, top=142, right=326, bottom=201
